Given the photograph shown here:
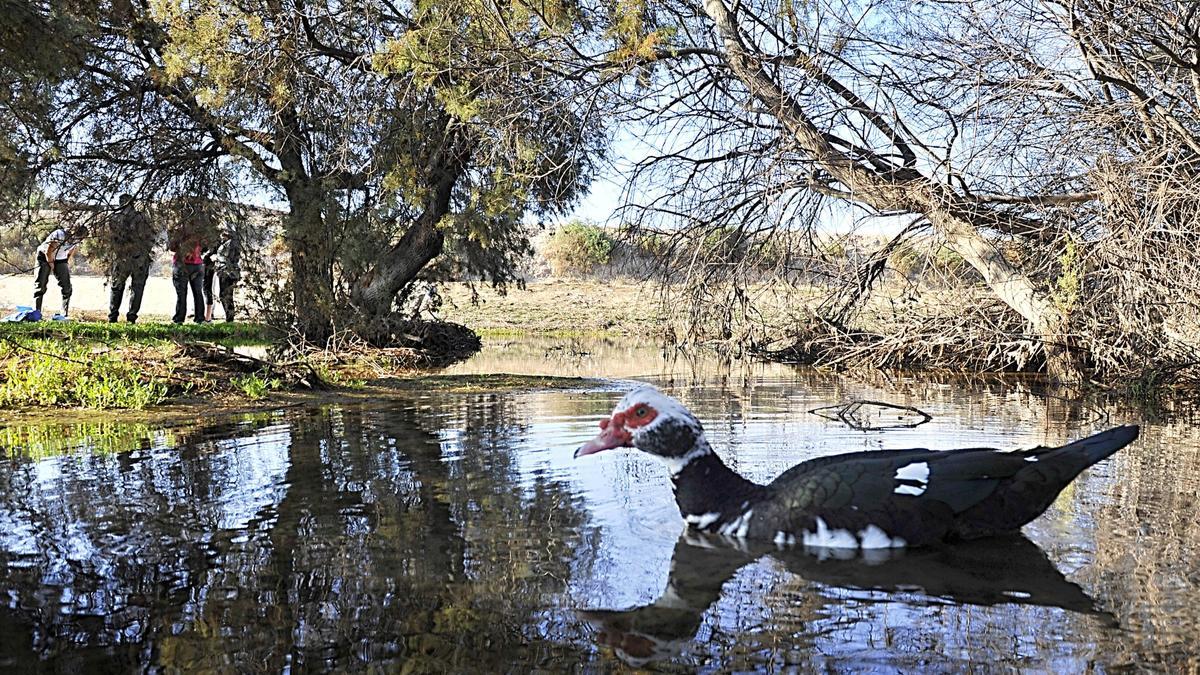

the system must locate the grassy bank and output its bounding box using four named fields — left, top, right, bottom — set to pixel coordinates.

left=0, top=314, right=600, bottom=411
left=0, top=320, right=272, bottom=345
left=0, top=321, right=275, bottom=410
